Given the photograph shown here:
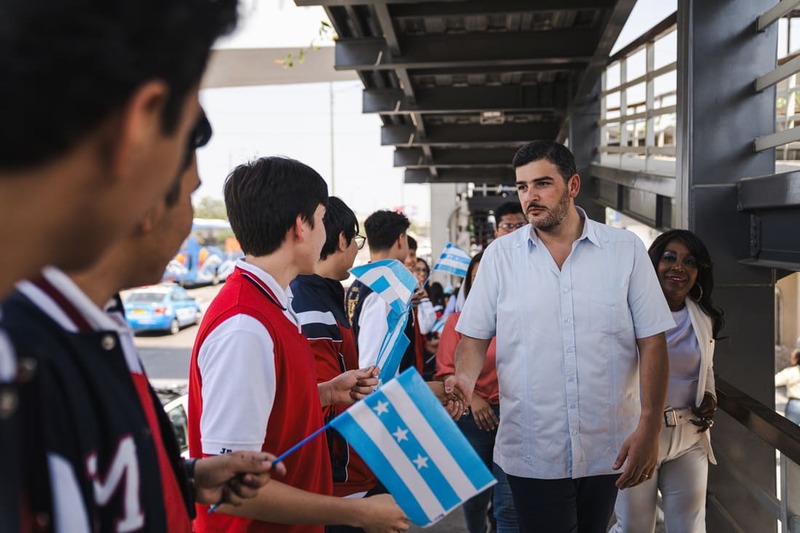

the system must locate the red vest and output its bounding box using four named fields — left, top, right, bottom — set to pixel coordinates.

left=188, top=267, right=332, bottom=533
